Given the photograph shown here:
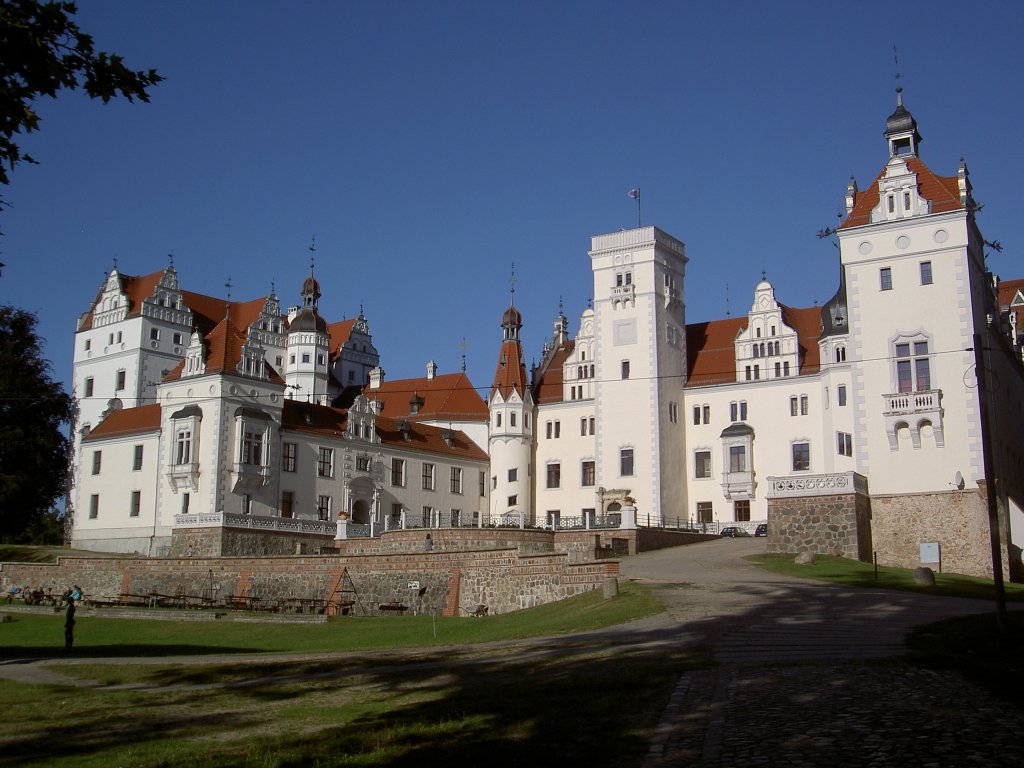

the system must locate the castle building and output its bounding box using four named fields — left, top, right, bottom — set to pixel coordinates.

left=68, top=94, right=1024, bottom=579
